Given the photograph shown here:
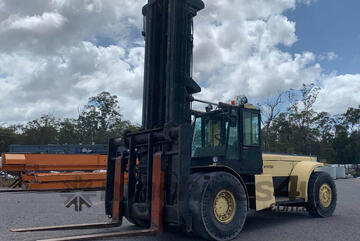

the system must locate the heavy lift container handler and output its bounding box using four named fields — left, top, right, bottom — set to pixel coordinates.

left=11, top=0, right=337, bottom=240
